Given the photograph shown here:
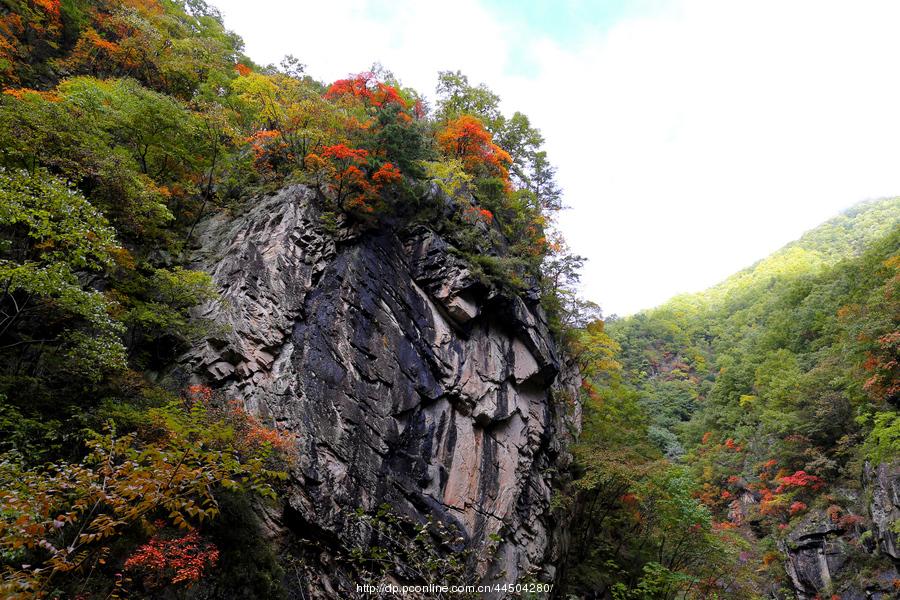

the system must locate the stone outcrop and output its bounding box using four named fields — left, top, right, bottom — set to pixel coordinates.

left=180, top=185, right=579, bottom=596
left=866, top=461, right=900, bottom=561
left=779, top=467, right=900, bottom=600
left=780, top=514, right=853, bottom=598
